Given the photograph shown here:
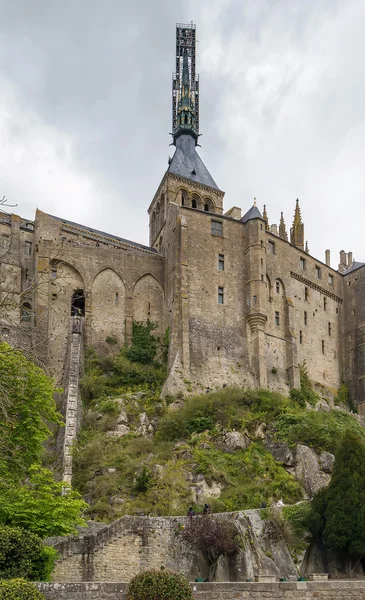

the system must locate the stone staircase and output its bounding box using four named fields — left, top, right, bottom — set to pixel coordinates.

left=62, top=316, right=84, bottom=486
